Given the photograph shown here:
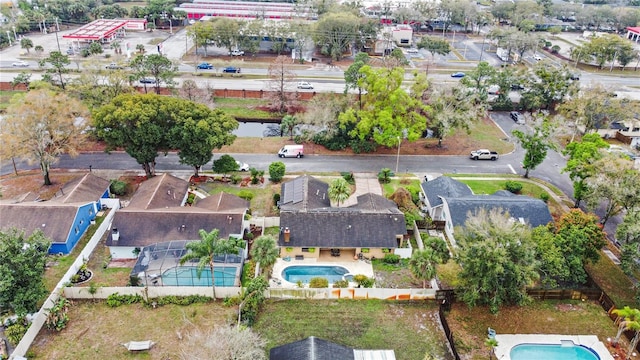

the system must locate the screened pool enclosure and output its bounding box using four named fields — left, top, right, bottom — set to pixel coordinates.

left=131, top=240, right=244, bottom=287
